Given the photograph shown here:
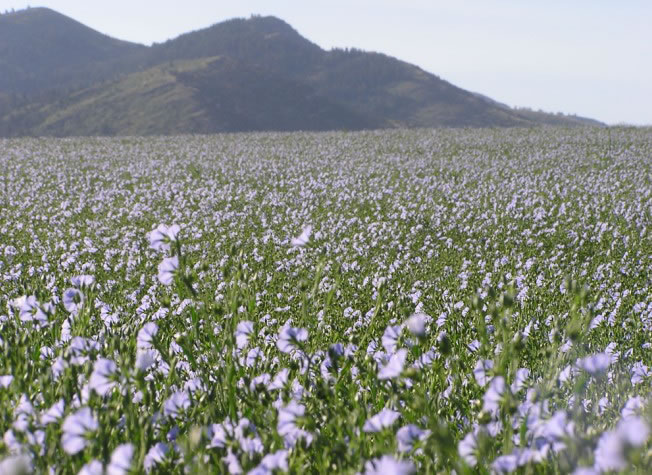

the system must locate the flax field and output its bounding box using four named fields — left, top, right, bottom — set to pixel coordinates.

left=0, top=128, right=651, bottom=474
